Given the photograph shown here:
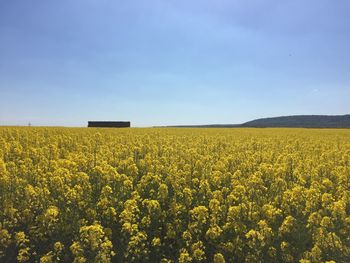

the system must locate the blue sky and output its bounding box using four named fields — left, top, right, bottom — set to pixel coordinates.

left=1, top=0, right=350, bottom=127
